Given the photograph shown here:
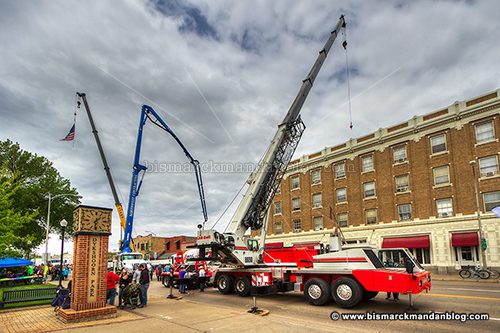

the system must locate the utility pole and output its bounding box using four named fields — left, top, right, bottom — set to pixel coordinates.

left=469, top=160, right=488, bottom=268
